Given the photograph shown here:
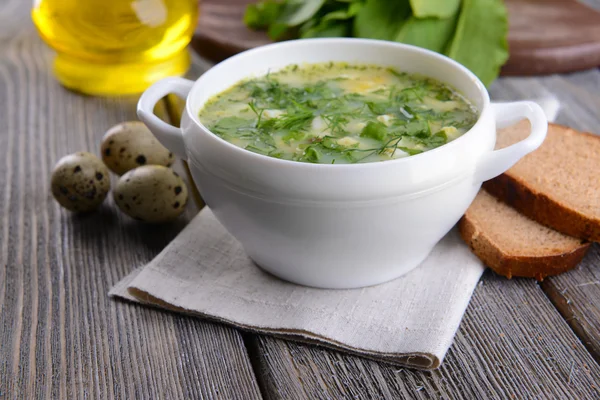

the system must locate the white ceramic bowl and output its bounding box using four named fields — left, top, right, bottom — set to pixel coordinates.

left=138, top=38, right=547, bottom=289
